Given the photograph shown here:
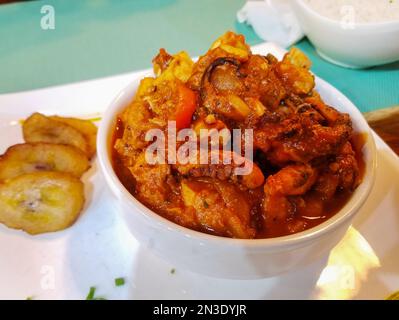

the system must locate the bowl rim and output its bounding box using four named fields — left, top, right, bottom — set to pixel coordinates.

left=294, top=0, right=399, bottom=29
left=97, top=72, right=377, bottom=249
